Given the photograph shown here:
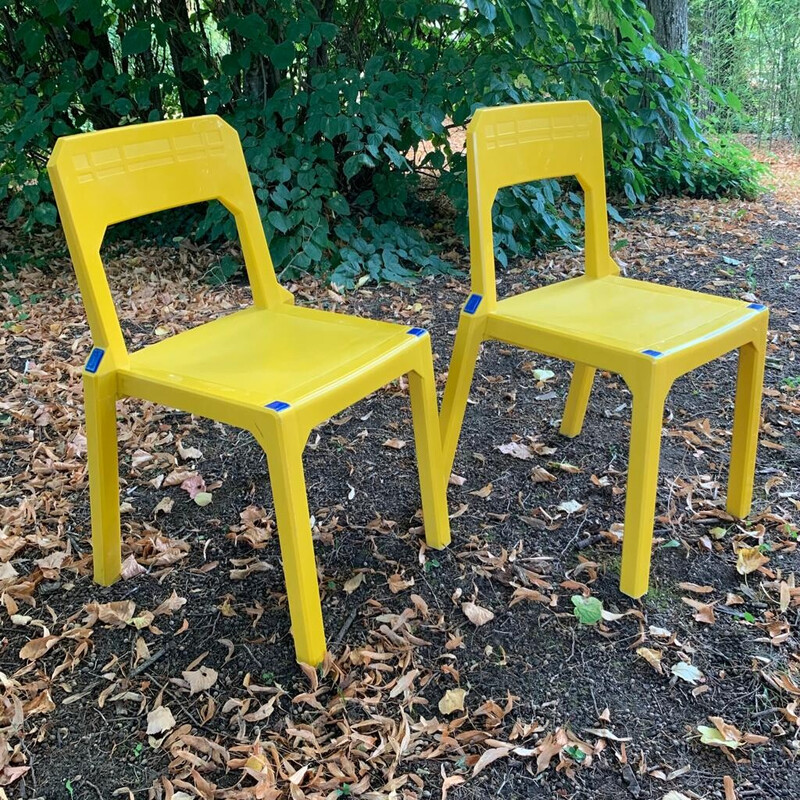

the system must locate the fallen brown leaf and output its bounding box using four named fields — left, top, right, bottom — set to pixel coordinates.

left=462, top=601, right=495, bottom=627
